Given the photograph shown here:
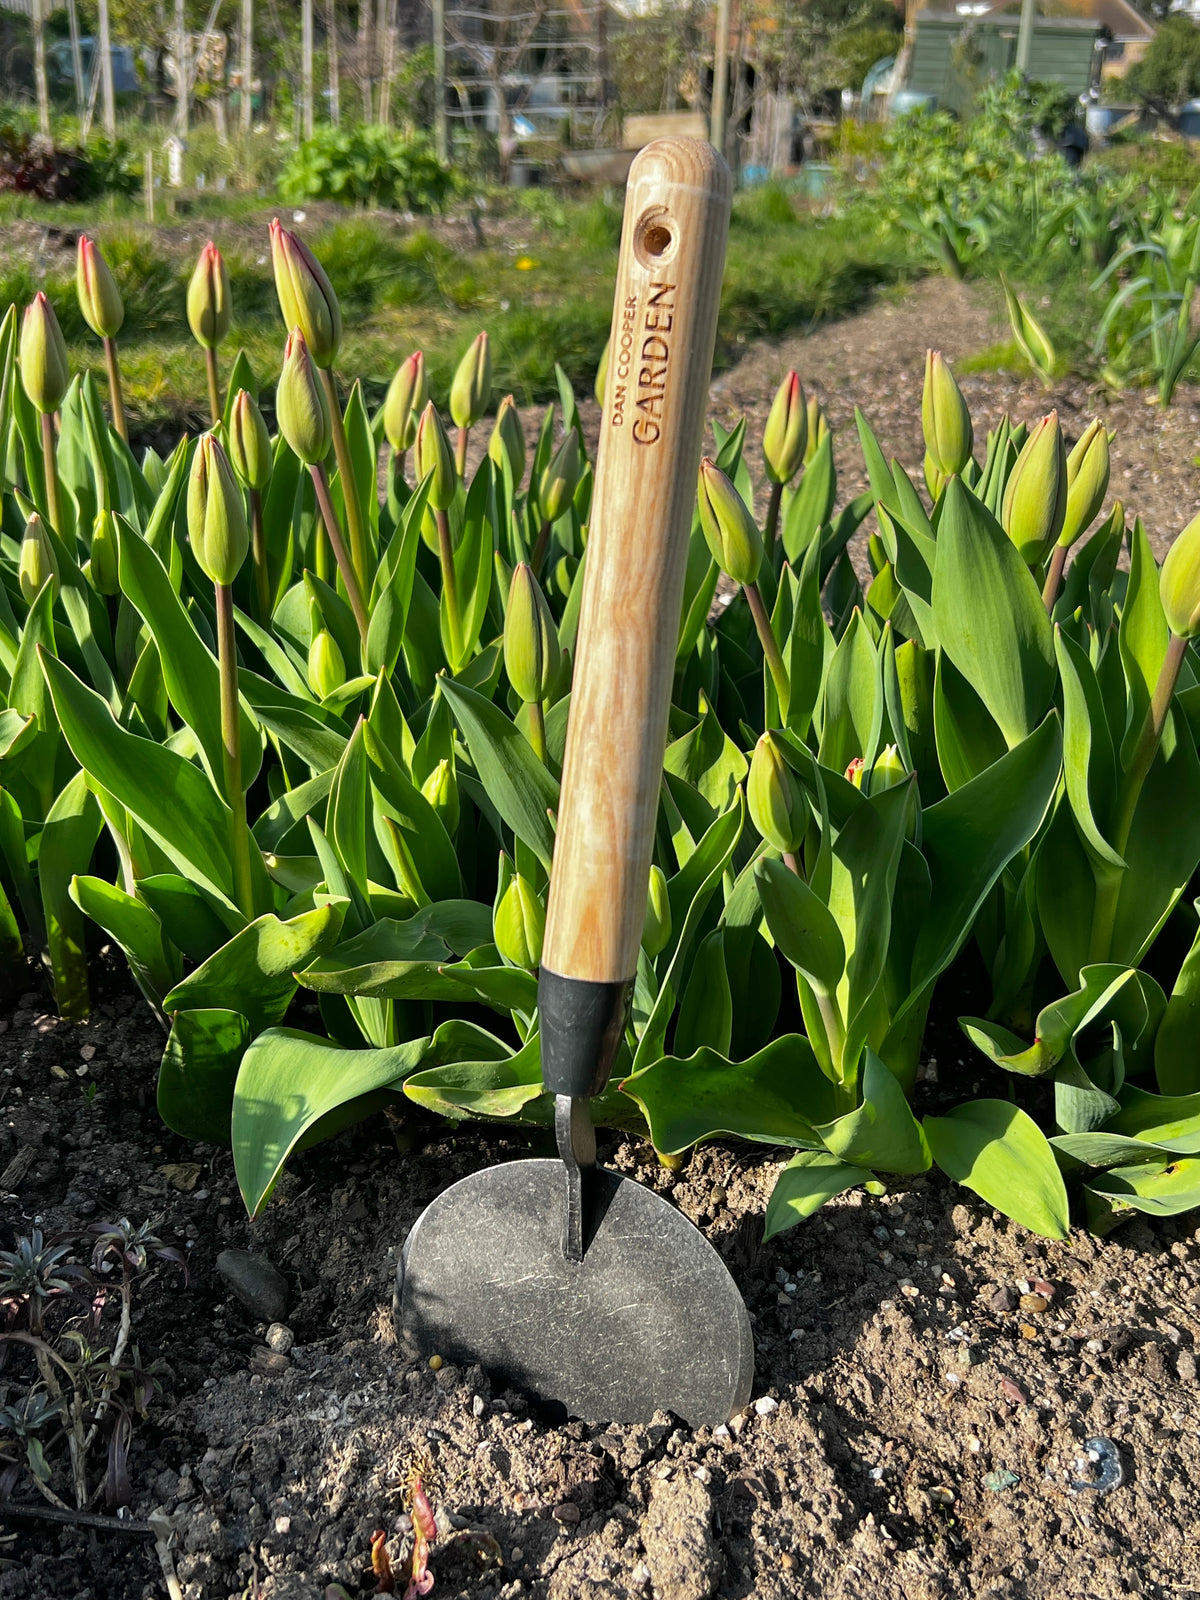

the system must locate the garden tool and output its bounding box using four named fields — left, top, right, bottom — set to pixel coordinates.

left=395, top=138, right=754, bottom=1427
